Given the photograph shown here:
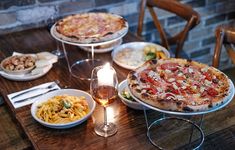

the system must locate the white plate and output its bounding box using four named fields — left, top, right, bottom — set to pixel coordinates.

left=0, top=64, right=52, bottom=81
left=112, top=42, right=170, bottom=70
left=118, top=80, right=148, bottom=110
left=31, top=89, right=96, bottom=129
left=79, top=39, right=122, bottom=53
